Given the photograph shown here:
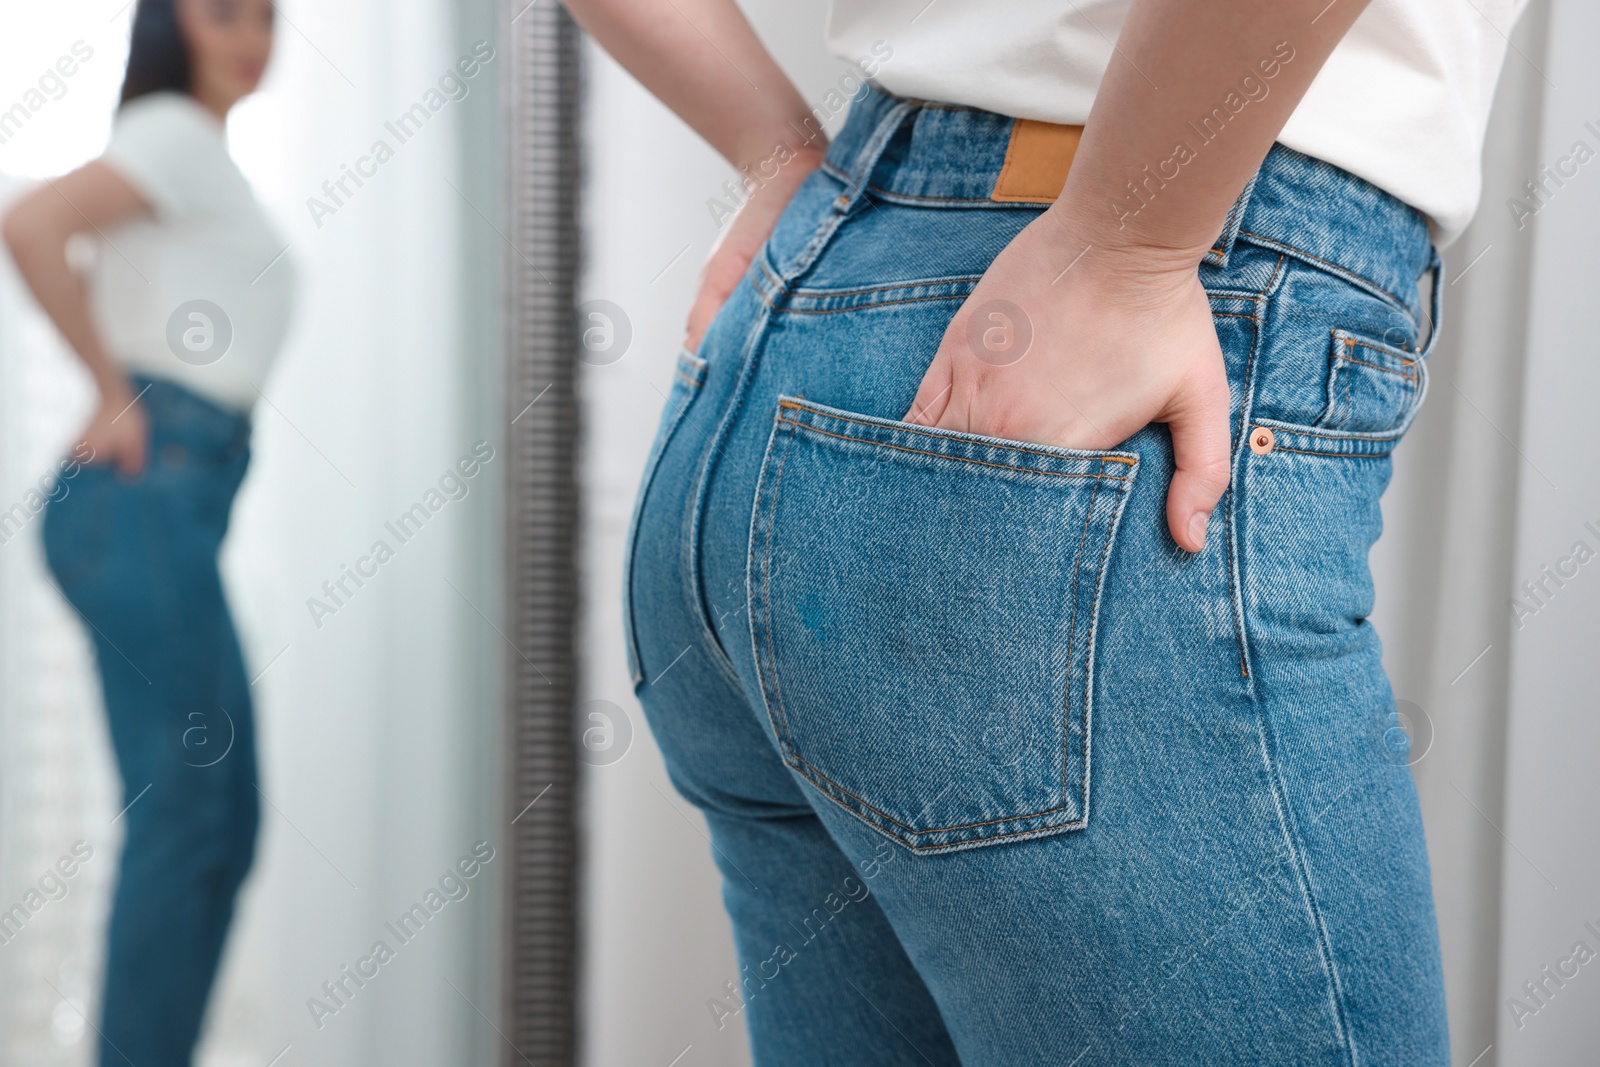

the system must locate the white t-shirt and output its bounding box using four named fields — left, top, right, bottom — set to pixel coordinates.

left=90, top=91, right=294, bottom=411
left=827, top=0, right=1531, bottom=246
